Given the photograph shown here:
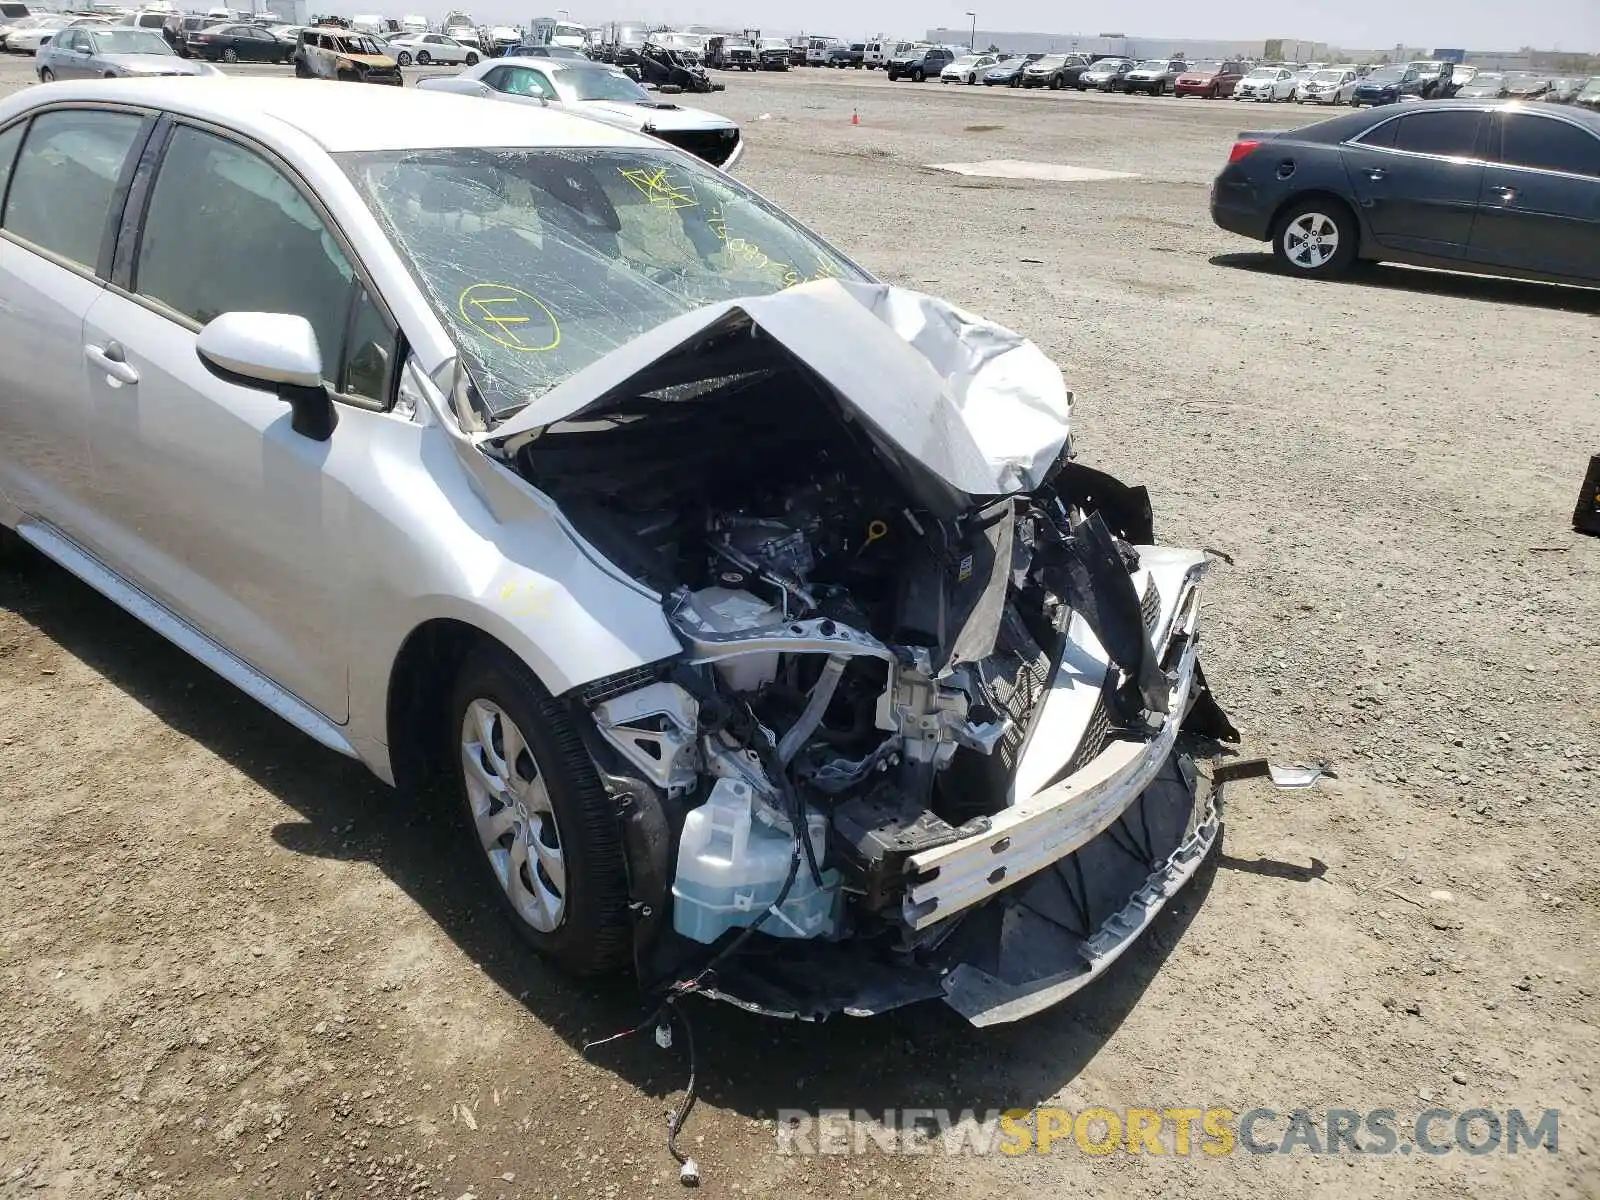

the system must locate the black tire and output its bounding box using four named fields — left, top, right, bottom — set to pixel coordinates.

left=38, top=66, right=53, bottom=81
left=886, top=71, right=897, bottom=81
left=415, top=49, right=431, bottom=64
left=1271, top=197, right=1358, bottom=279
left=450, top=645, right=632, bottom=976
left=294, top=57, right=310, bottom=77
left=1048, top=74, right=1061, bottom=89
left=465, top=51, right=478, bottom=64
left=395, top=49, right=412, bottom=65
left=912, top=67, right=924, bottom=81
left=222, top=46, right=237, bottom=63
